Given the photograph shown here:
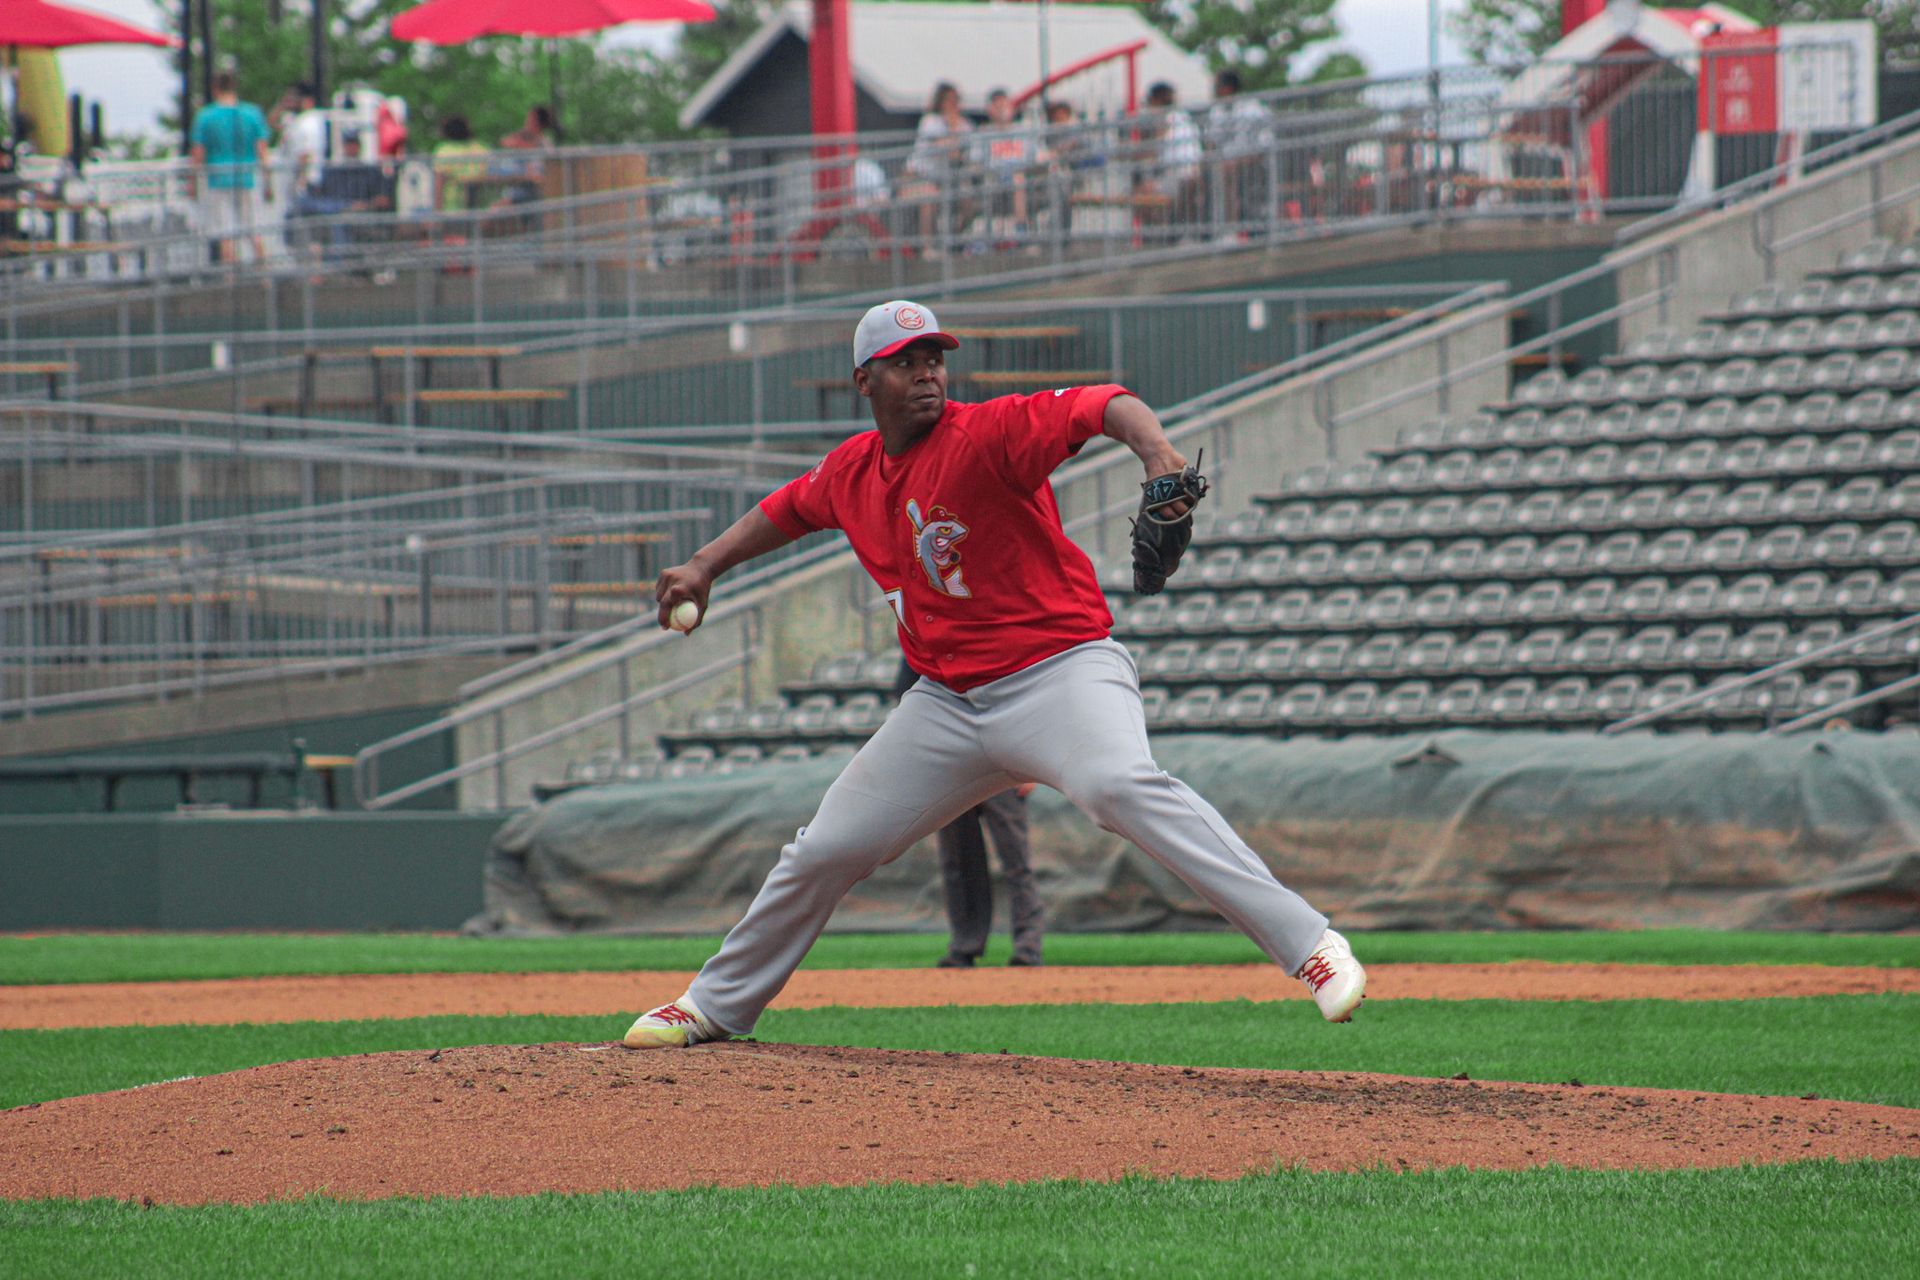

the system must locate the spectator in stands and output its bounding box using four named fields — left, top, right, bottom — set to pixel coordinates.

left=1205, top=70, right=1275, bottom=235
left=971, top=88, right=1040, bottom=241
left=495, top=105, right=557, bottom=206
left=273, top=82, right=330, bottom=197
left=901, top=82, right=973, bottom=255
left=894, top=660, right=1045, bottom=968
left=189, top=69, right=273, bottom=264
left=1135, top=81, right=1202, bottom=240
left=290, top=127, right=395, bottom=265
left=432, top=115, right=488, bottom=213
